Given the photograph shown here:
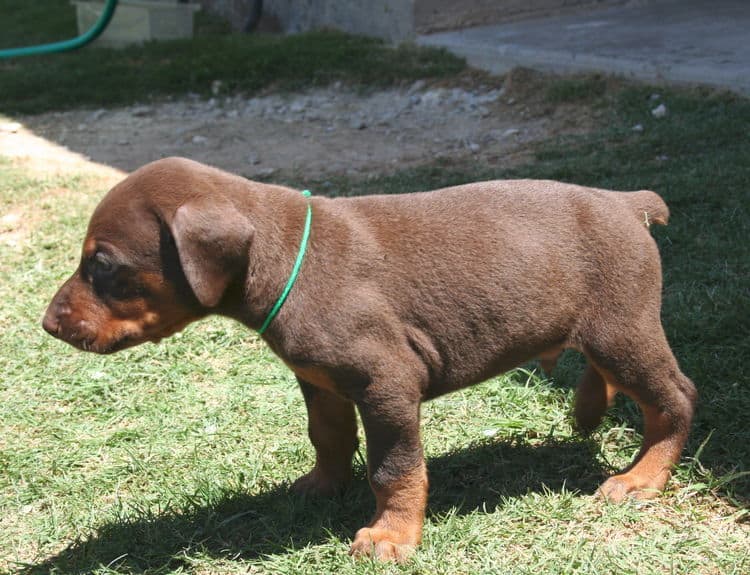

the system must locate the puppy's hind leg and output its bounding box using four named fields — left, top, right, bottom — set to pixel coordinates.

left=574, top=364, right=617, bottom=435
left=585, top=326, right=696, bottom=502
